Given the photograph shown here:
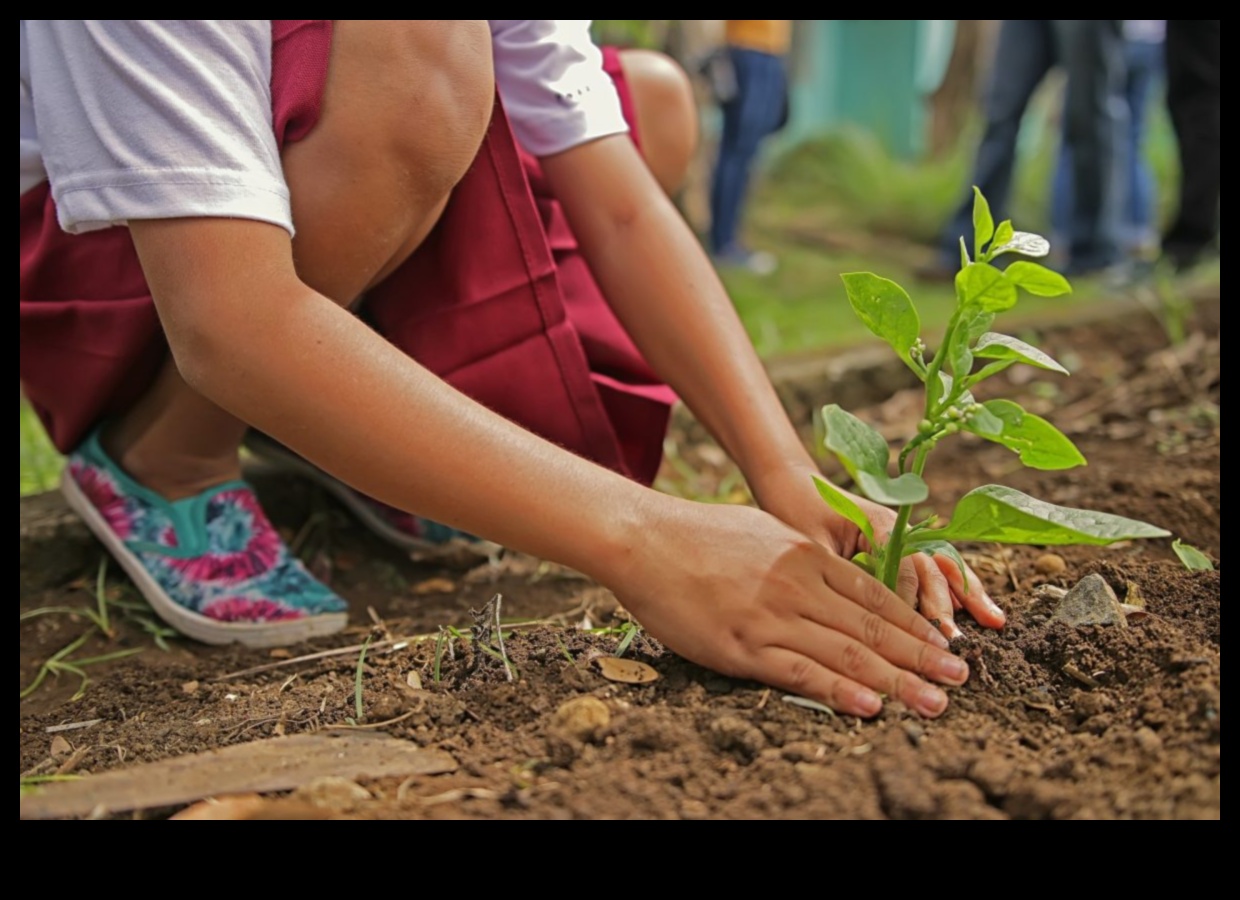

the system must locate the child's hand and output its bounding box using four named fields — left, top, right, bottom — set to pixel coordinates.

left=604, top=499, right=970, bottom=718
left=751, top=466, right=1005, bottom=641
